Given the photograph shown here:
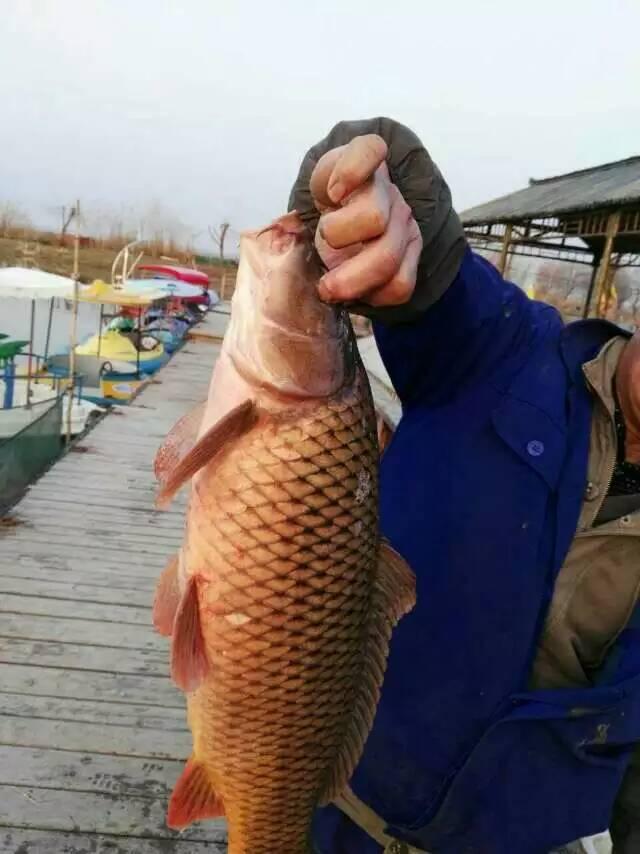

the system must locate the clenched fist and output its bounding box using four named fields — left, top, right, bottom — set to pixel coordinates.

left=309, top=135, right=423, bottom=308
left=289, top=117, right=466, bottom=323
